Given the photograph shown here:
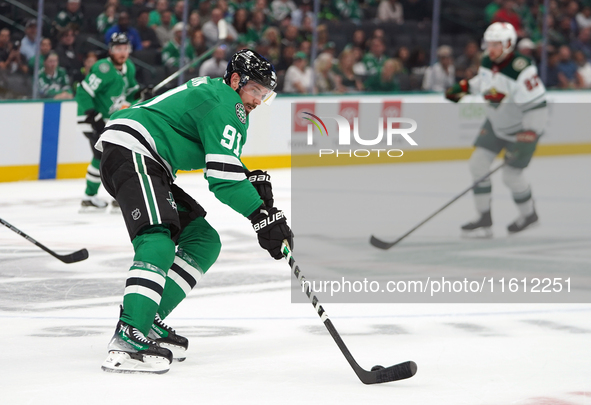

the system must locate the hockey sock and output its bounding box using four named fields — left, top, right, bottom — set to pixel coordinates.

left=122, top=226, right=176, bottom=335
left=157, top=217, right=221, bottom=319
left=84, top=157, right=102, bottom=196
left=474, top=192, right=492, bottom=214
left=502, top=166, right=534, bottom=217
left=469, top=147, right=495, bottom=214
left=516, top=198, right=535, bottom=217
